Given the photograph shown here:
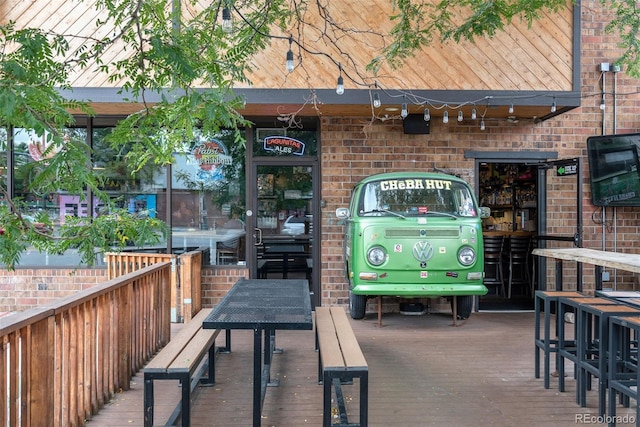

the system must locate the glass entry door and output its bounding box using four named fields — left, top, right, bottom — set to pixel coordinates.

left=249, top=162, right=318, bottom=306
